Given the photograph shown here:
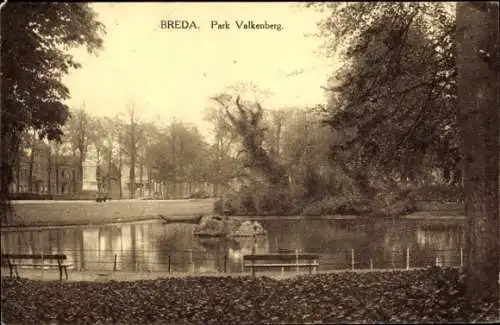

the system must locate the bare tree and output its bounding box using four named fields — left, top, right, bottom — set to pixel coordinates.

left=205, top=96, right=239, bottom=196
left=66, top=105, right=94, bottom=193
left=119, top=103, right=143, bottom=199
